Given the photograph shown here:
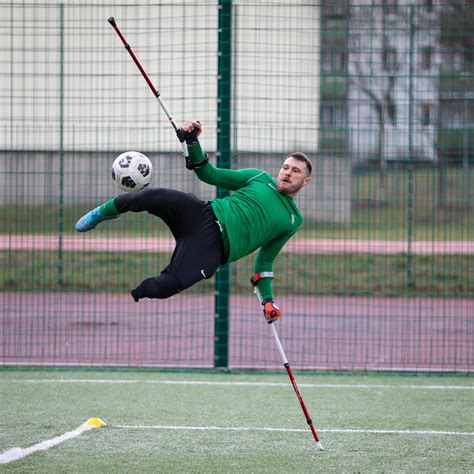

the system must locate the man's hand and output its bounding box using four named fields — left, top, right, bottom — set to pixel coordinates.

left=262, top=299, right=282, bottom=324
left=176, top=120, right=202, bottom=145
